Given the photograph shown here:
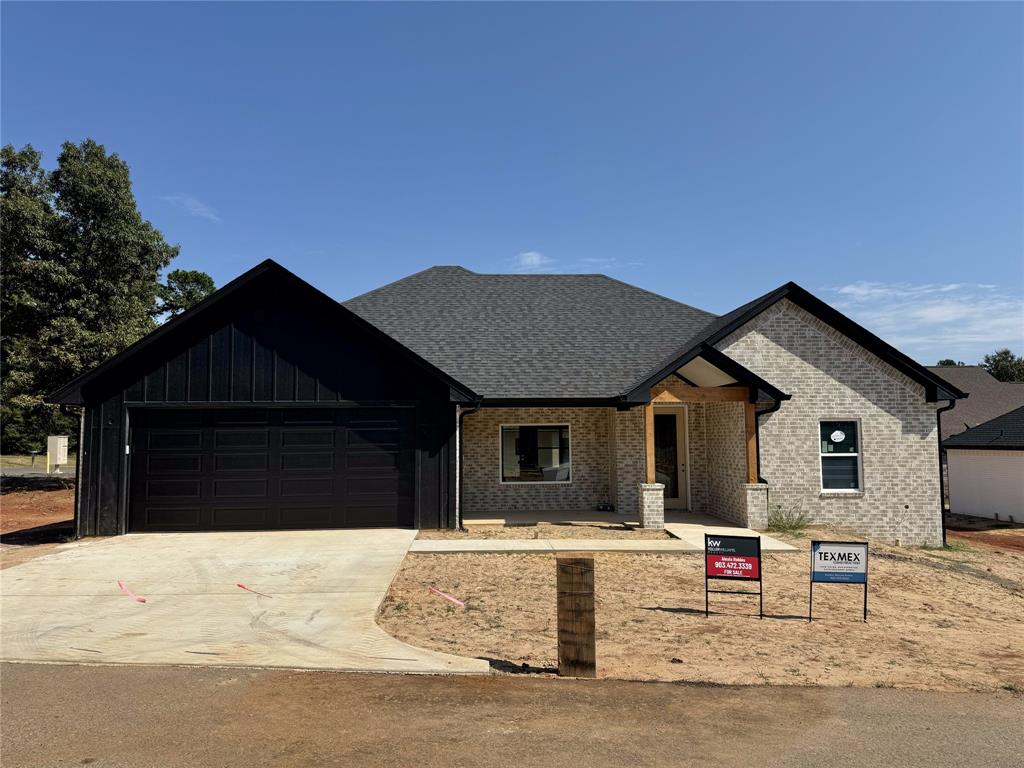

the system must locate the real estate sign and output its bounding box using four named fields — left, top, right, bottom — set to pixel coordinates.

left=704, top=534, right=763, bottom=618
left=809, top=540, right=869, bottom=622
left=705, top=535, right=761, bottom=580
left=811, top=541, right=868, bottom=583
